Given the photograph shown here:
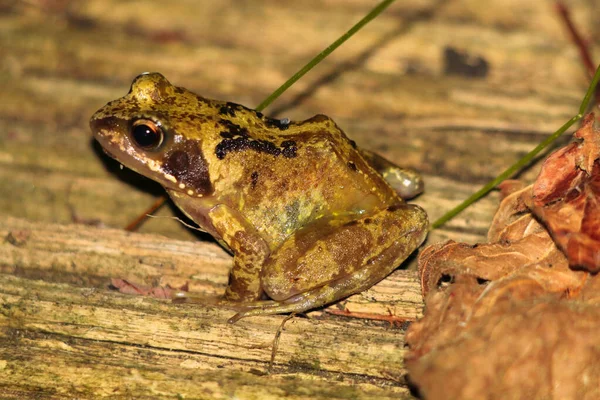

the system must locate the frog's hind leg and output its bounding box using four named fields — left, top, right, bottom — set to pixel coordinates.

left=227, top=231, right=420, bottom=323
left=228, top=204, right=428, bottom=323
left=227, top=271, right=385, bottom=323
